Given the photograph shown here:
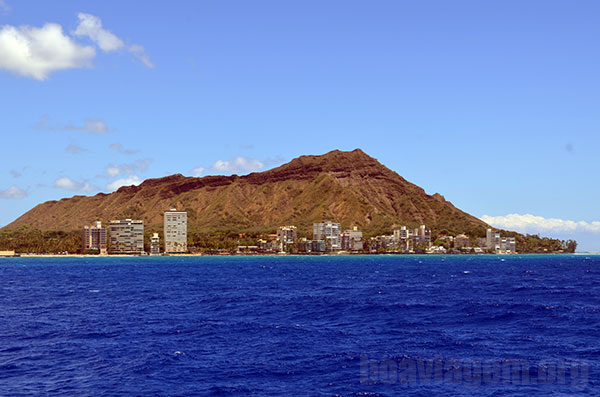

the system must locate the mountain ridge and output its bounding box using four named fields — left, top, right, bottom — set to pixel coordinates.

left=3, top=149, right=490, bottom=236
